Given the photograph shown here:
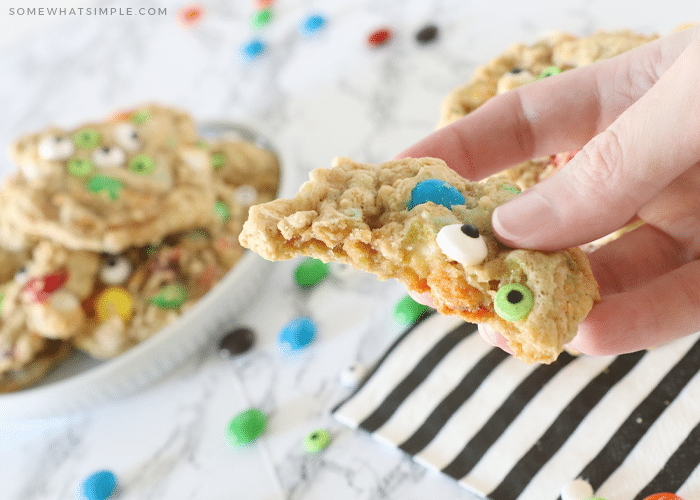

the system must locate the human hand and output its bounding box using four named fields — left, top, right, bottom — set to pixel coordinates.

left=400, top=25, right=700, bottom=357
